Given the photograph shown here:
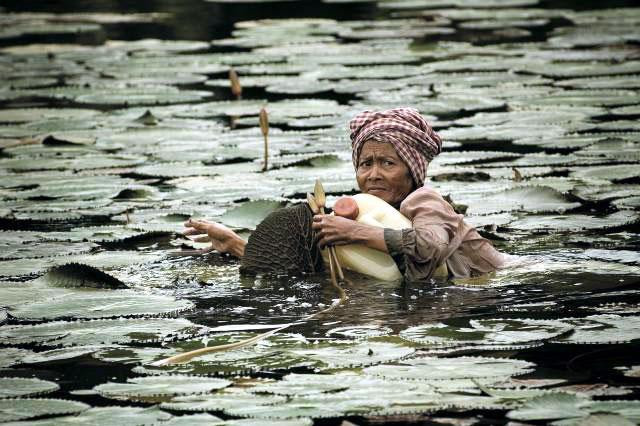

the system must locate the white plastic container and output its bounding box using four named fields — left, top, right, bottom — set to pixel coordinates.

left=324, top=194, right=410, bottom=281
